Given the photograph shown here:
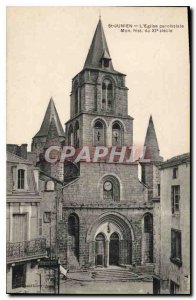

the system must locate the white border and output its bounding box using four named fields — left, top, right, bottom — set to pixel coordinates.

left=1, top=1, right=194, bottom=299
